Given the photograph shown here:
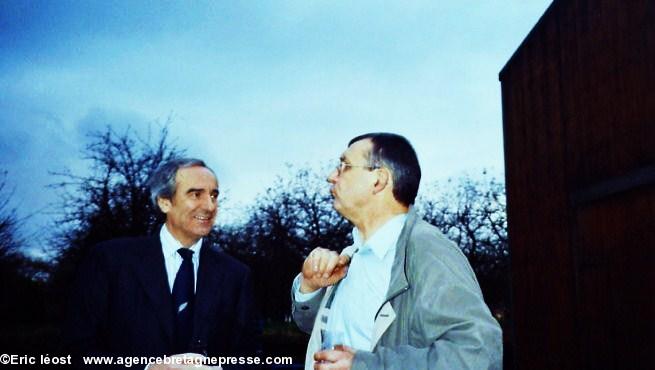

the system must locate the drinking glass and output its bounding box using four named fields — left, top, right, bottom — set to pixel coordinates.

left=321, top=329, right=345, bottom=351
